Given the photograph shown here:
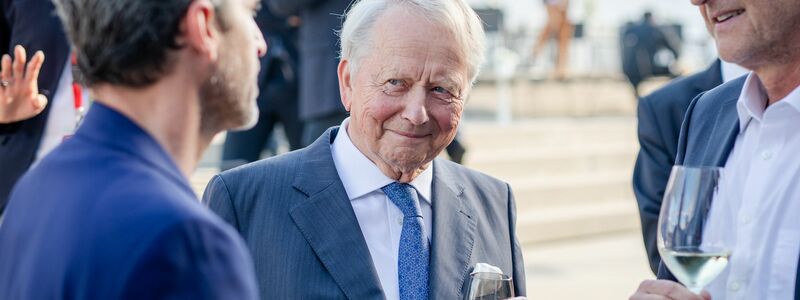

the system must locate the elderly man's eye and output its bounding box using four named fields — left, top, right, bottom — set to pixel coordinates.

left=388, top=79, right=404, bottom=86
